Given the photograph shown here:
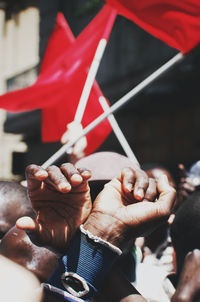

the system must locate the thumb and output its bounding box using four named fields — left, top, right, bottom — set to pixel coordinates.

left=73, top=137, right=87, bottom=156
left=16, top=216, right=44, bottom=248
left=16, top=216, right=39, bottom=233
left=156, top=174, right=176, bottom=216
left=61, top=131, right=71, bottom=145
